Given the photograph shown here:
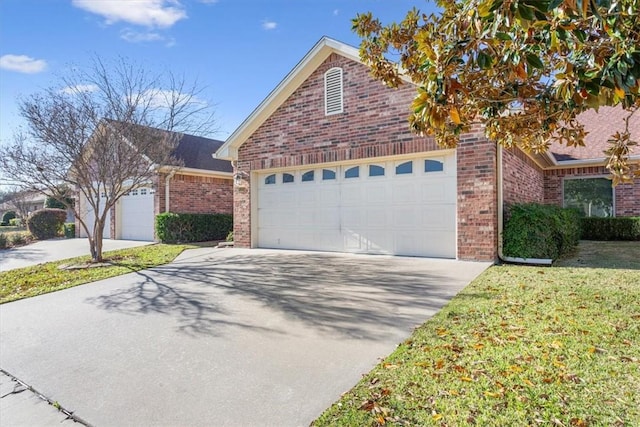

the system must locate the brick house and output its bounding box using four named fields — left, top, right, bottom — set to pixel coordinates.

left=79, top=129, right=233, bottom=241
left=216, top=37, right=639, bottom=261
